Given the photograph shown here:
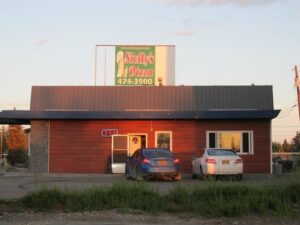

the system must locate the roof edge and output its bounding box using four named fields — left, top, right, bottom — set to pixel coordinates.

left=0, top=109, right=281, bottom=124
